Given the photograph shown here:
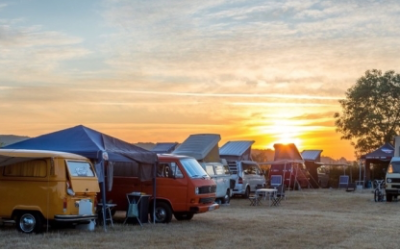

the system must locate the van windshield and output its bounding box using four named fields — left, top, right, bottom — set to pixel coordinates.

left=180, top=158, right=209, bottom=179
left=389, top=162, right=400, bottom=173
left=67, top=161, right=95, bottom=177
